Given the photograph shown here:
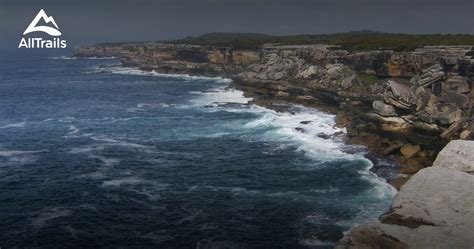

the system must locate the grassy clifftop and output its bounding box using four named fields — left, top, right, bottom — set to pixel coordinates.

left=164, top=31, right=474, bottom=51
